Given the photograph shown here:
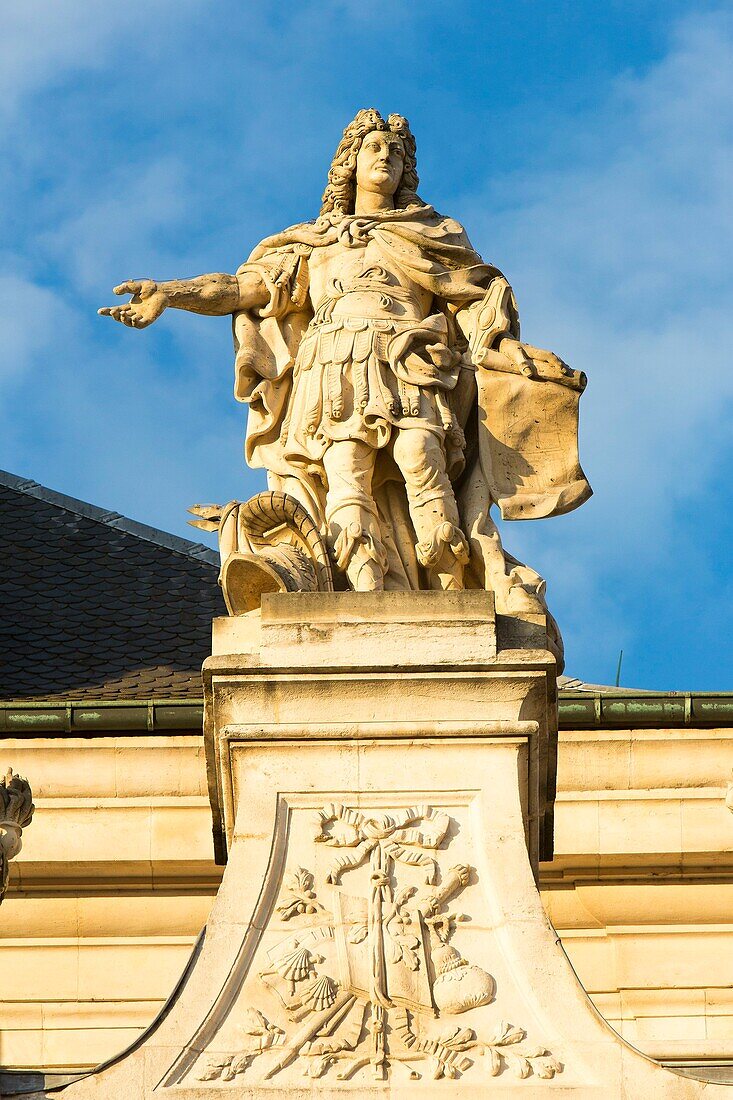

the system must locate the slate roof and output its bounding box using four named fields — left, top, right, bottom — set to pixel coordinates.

left=0, top=469, right=642, bottom=705
left=557, top=674, right=652, bottom=695
left=0, top=470, right=224, bottom=701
